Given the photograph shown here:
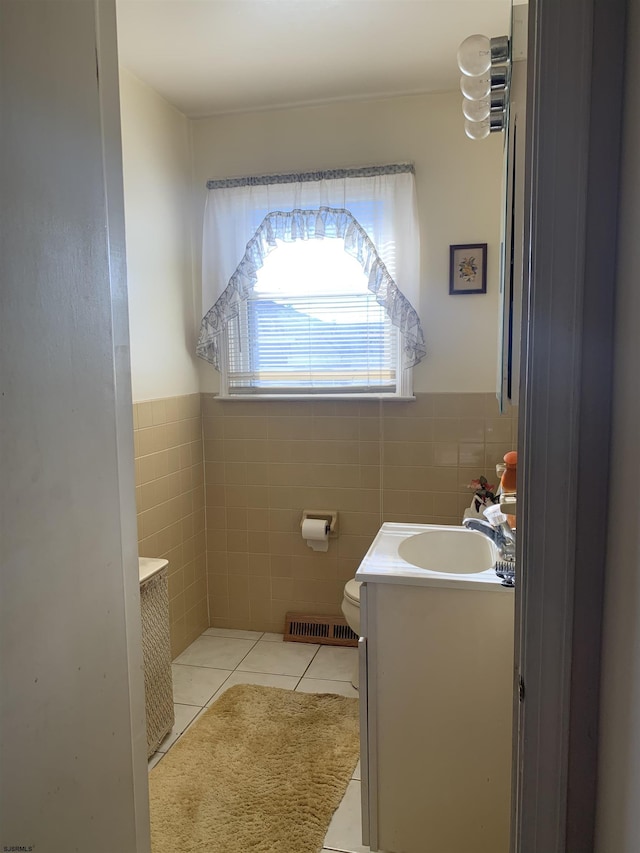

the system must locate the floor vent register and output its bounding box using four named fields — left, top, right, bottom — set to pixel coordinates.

left=284, top=613, right=358, bottom=647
